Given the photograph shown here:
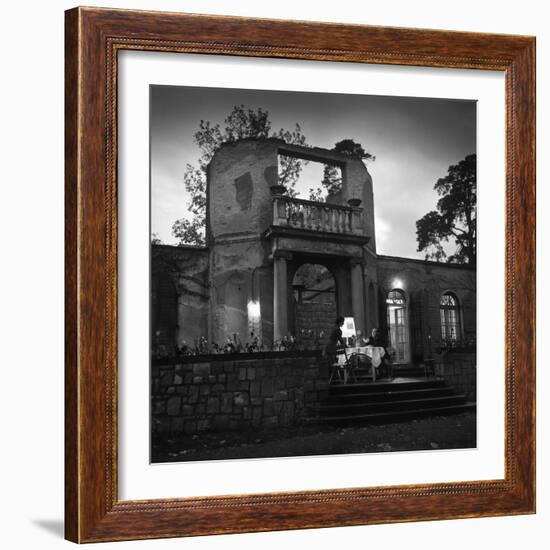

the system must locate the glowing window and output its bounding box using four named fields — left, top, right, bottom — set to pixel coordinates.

left=386, top=289, right=409, bottom=363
